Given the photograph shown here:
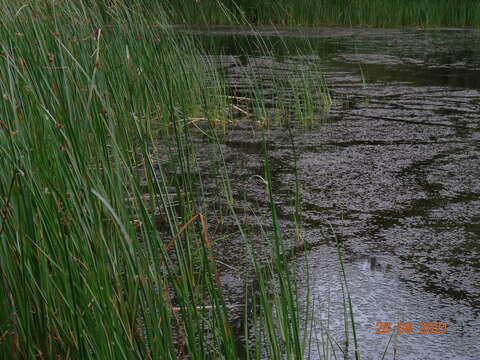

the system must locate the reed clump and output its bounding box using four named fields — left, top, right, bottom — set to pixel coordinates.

left=0, top=0, right=338, bottom=359
left=165, top=0, right=480, bottom=27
